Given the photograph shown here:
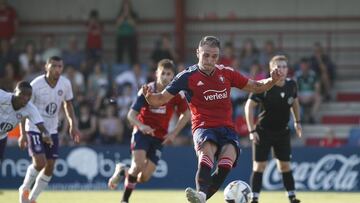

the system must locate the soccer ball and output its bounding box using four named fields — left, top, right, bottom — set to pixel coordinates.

left=224, top=180, right=252, bottom=203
